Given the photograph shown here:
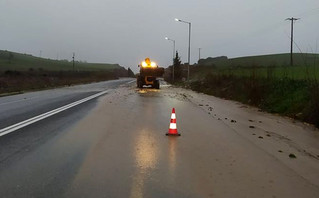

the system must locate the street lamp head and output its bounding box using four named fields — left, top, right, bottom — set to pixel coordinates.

left=175, top=18, right=180, bottom=22
left=165, top=37, right=168, bottom=40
